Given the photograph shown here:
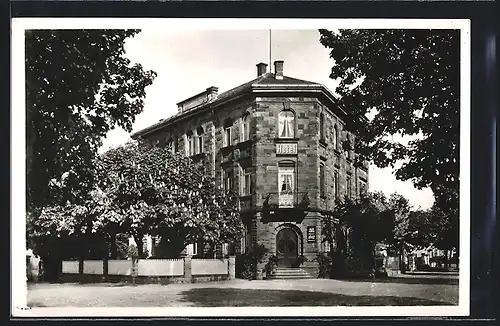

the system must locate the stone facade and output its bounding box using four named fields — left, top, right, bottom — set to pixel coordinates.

left=132, top=61, right=369, bottom=273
